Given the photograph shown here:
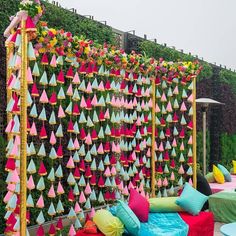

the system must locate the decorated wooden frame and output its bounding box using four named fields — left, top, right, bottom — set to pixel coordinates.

left=4, top=1, right=198, bottom=235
